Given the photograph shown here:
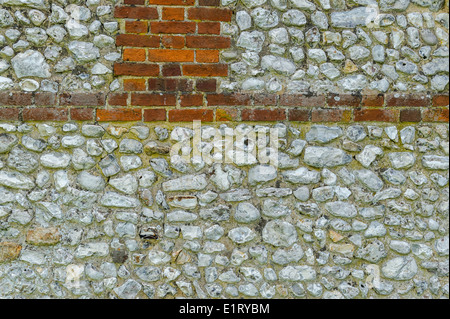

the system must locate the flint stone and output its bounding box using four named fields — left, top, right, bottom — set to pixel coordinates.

left=306, top=125, right=343, bottom=143
left=77, top=172, right=105, bottom=192
left=68, top=41, right=100, bottom=63
left=382, top=256, right=418, bottom=280
left=282, top=167, right=320, bottom=184
left=100, top=192, right=140, bottom=208
left=0, top=134, right=18, bottom=153
left=0, top=171, right=35, bottom=190
left=422, top=155, right=449, bottom=170
left=163, top=174, right=208, bottom=192
left=7, top=146, right=39, bottom=173
left=40, top=152, right=71, bottom=168
left=235, top=202, right=261, bottom=223
left=262, top=220, right=297, bottom=247
left=331, top=7, right=378, bottom=28
left=388, top=152, right=416, bottom=169
left=355, top=169, right=384, bottom=192
left=11, top=50, right=50, bottom=78
left=325, top=201, right=358, bottom=218
left=228, top=227, right=257, bottom=244
left=248, top=165, right=277, bottom=185
left=304, top=147, right=352, bottom=168
left=114, top=279, right=142, bottom=299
